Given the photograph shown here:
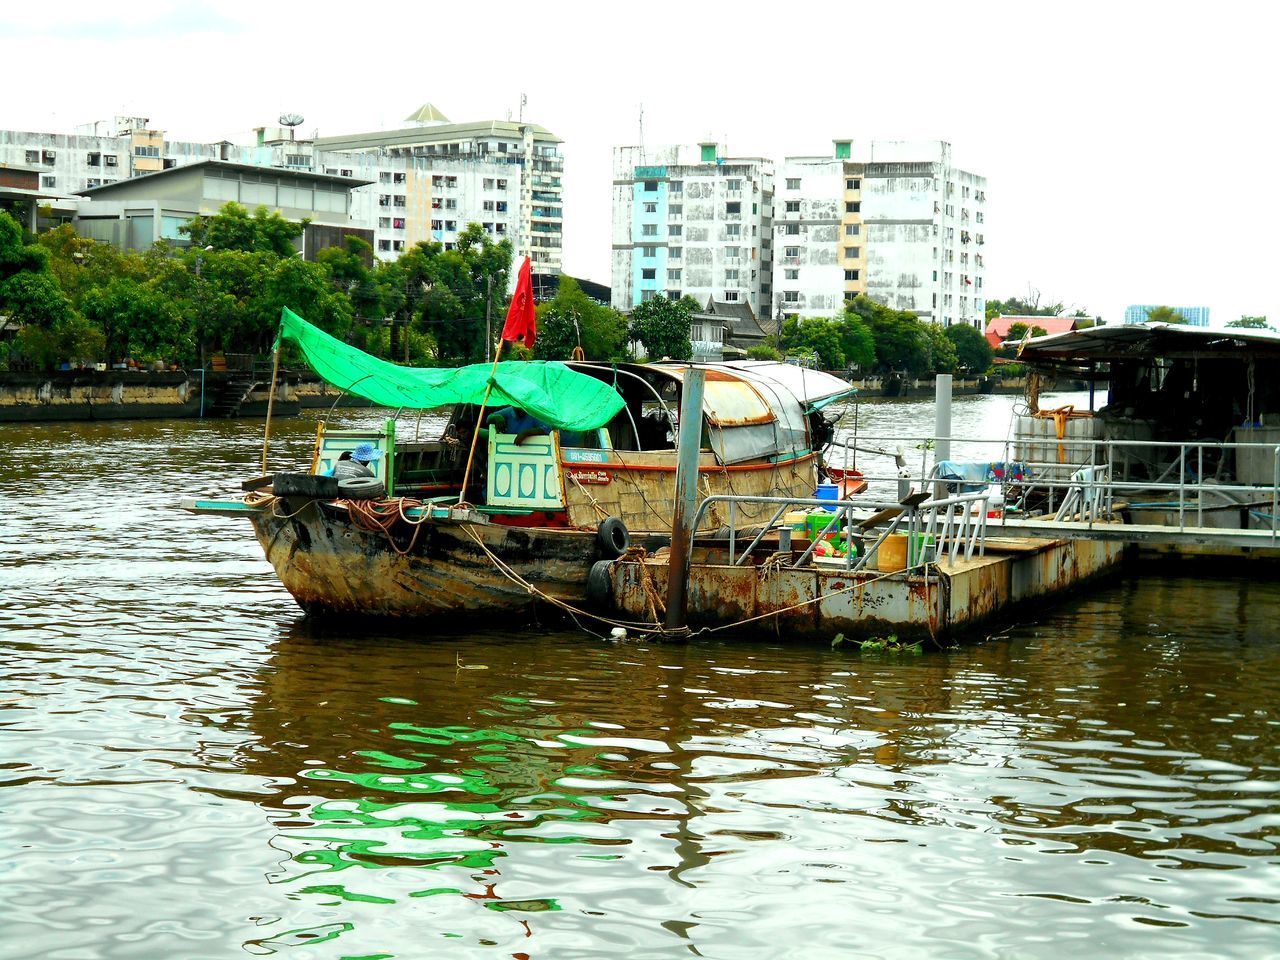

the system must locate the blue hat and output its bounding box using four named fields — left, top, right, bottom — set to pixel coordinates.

left=352, top=442, right=383, bottom=463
